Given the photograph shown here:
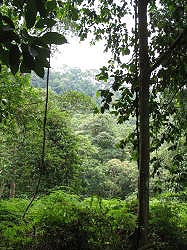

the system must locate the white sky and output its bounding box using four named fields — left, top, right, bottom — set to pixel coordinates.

left=50, top=0, right=135, bottom=71
left=51, top=37, right=110, bottom=71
